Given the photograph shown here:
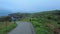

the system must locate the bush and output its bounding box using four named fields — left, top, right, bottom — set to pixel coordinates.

left=0, top=22, right=17, bottom=34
